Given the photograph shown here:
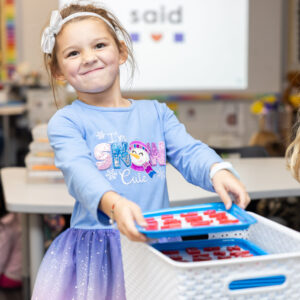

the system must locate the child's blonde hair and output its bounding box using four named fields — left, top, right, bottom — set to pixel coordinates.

left=43, top=4, right=136, bottom=105
left=286, top=109, right=300, bottom=181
